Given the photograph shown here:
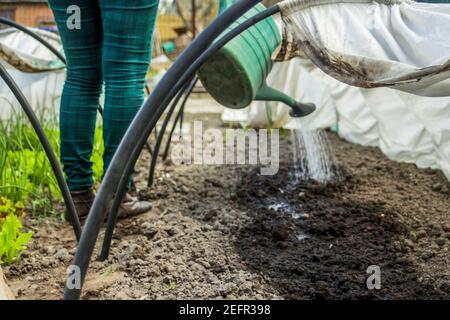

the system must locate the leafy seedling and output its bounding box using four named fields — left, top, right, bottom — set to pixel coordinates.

left=0, top=214, right=33, bottom=265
